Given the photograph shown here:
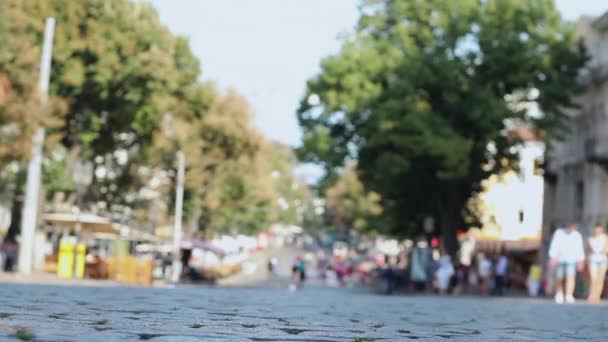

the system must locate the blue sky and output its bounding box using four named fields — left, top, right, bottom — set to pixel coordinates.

left=148, top=0, right=606, bottom=148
